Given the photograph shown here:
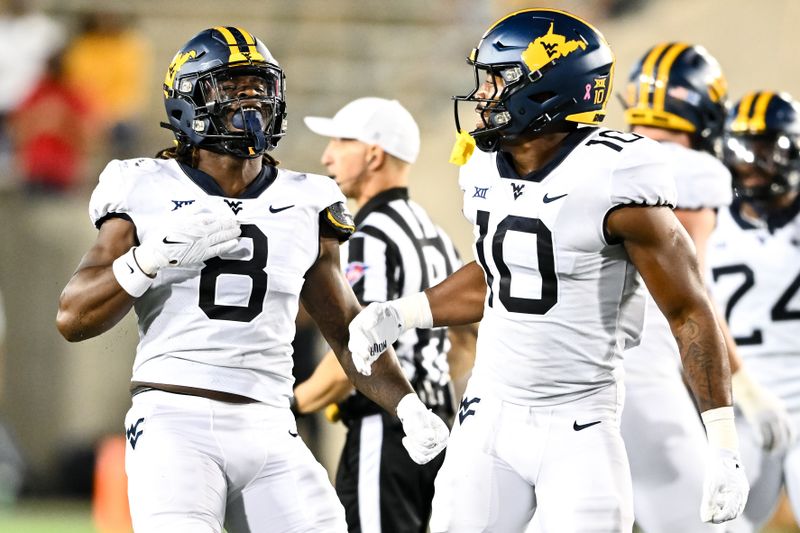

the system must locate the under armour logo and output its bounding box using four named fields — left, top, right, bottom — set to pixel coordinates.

left=368, top=340, right=387, bottom=357
left=126, top=417, right=145, bottom=450
left=171, top=200, right=196, bottom=211
left=458, top=396, right=481, bottom=424
left=225, top=200, right=244, bottom=214
left=473, top=187, right=488, bottom=199
left=511, top=183, right=525, bottom=200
